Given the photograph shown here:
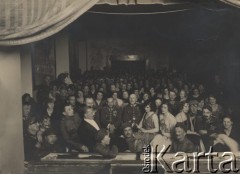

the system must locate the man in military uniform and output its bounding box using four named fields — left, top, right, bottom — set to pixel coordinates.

left=122, top=94, right=142, bottom=125
left=100, top=97, right=122, bottom=134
